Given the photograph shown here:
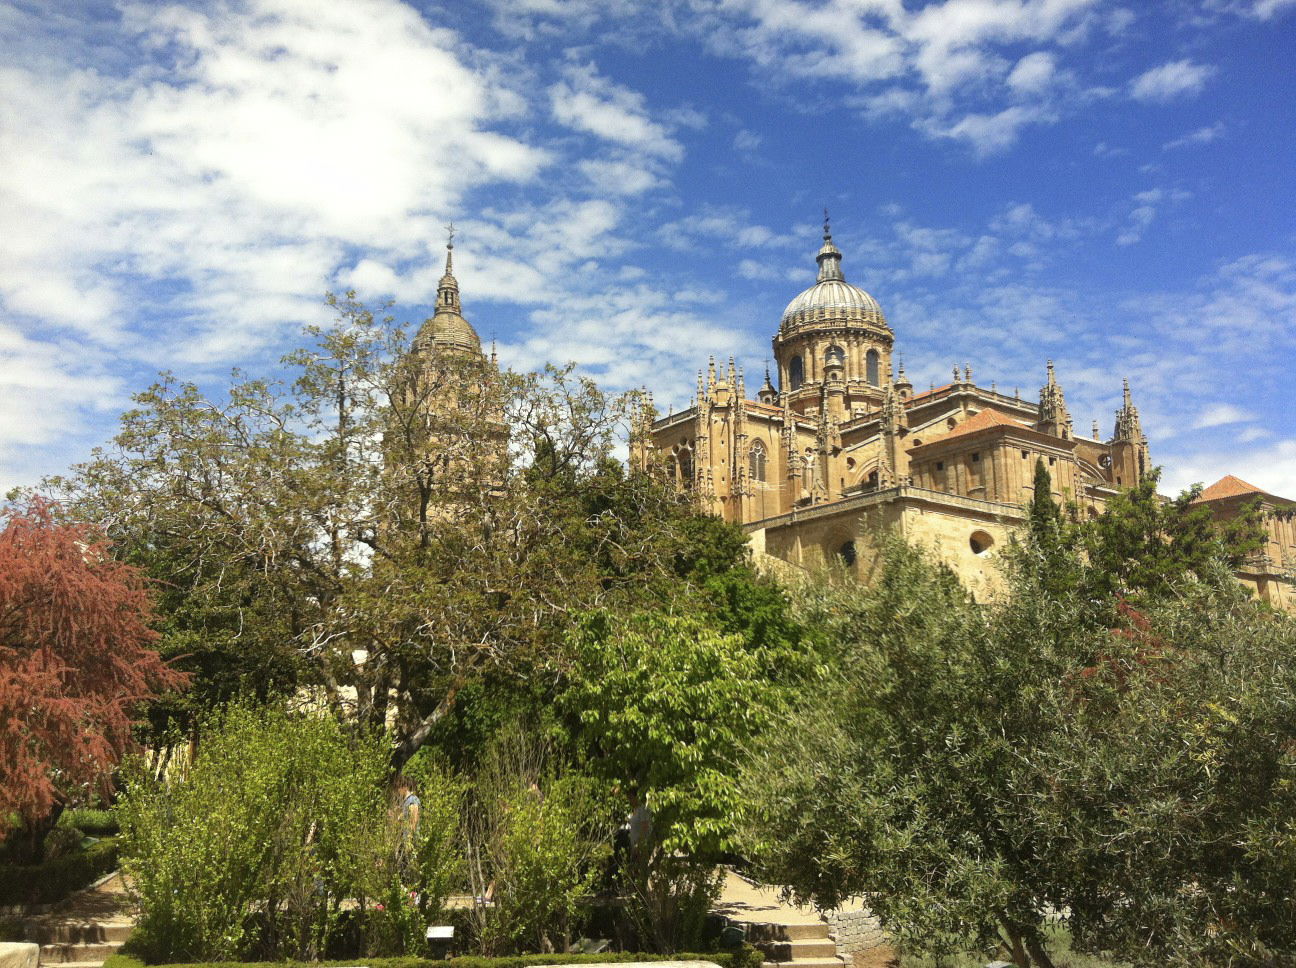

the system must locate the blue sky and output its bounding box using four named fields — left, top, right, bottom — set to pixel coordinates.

left=1, top=0, right=1294, bottom=496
